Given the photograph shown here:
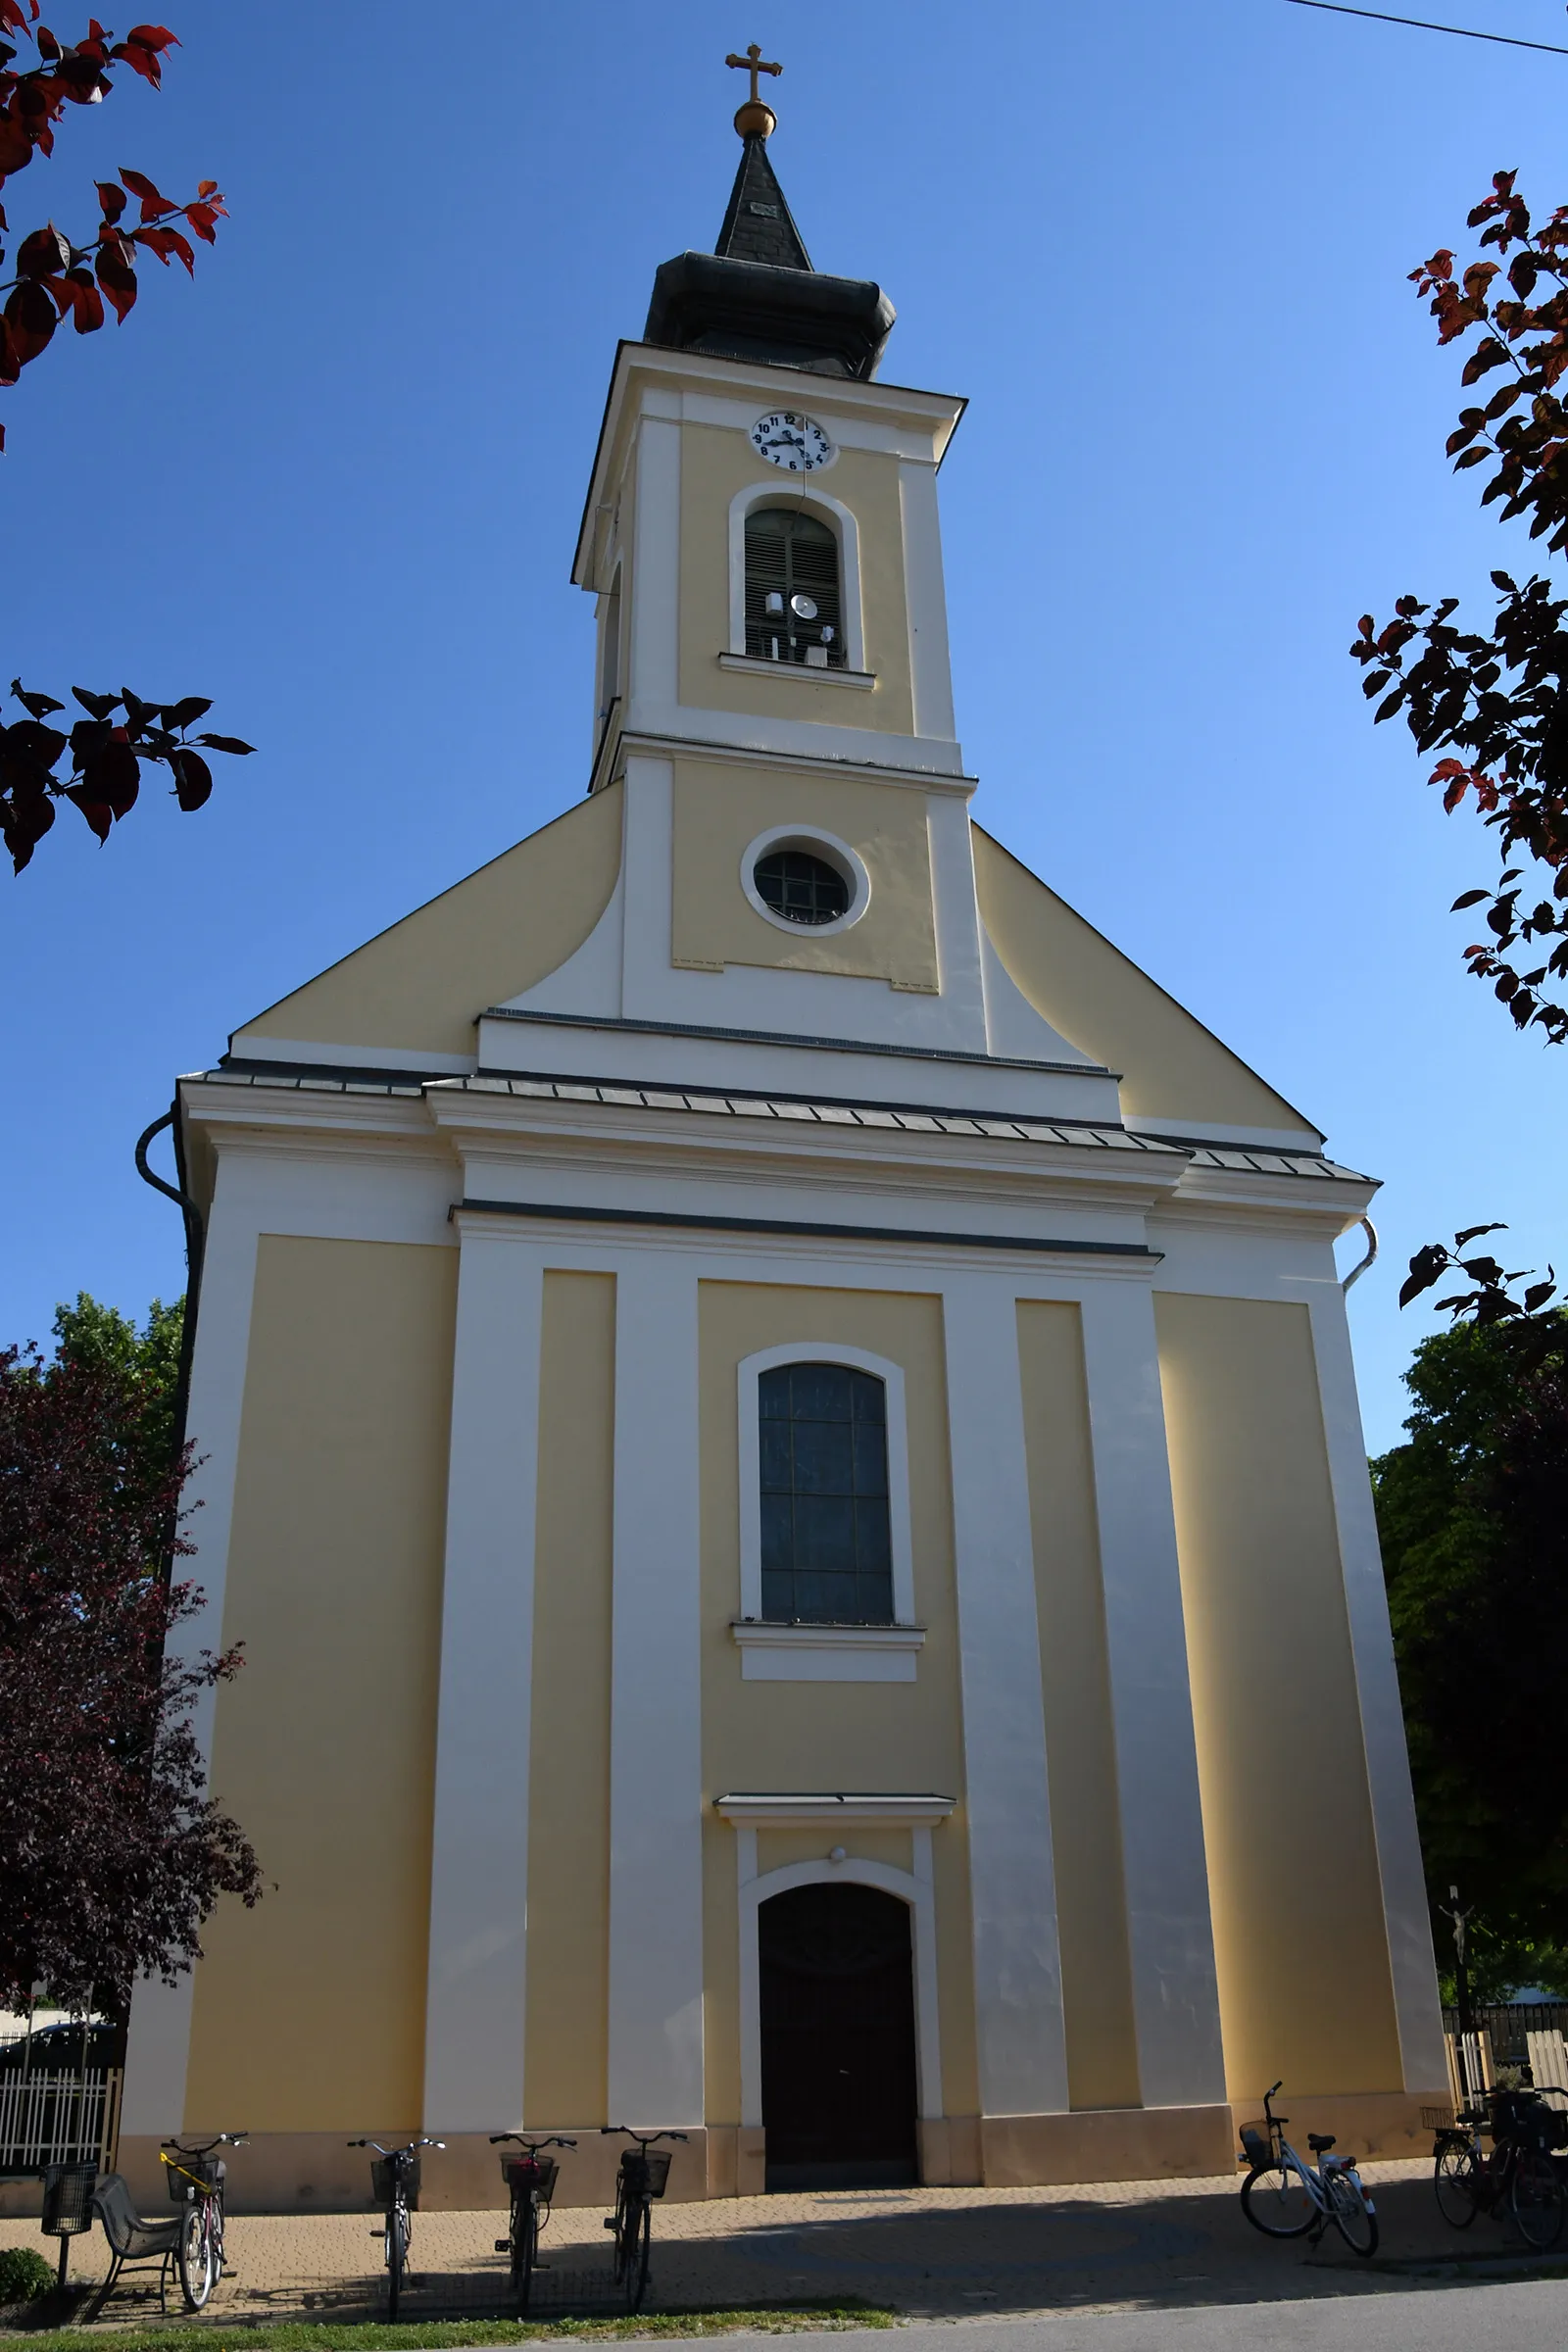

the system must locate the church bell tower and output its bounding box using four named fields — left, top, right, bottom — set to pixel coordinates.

left=474, top=49, right=1106, bottom=1102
